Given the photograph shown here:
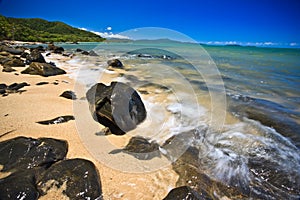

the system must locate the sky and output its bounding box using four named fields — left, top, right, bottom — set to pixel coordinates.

left=0, top=0, right=299, bottom=47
